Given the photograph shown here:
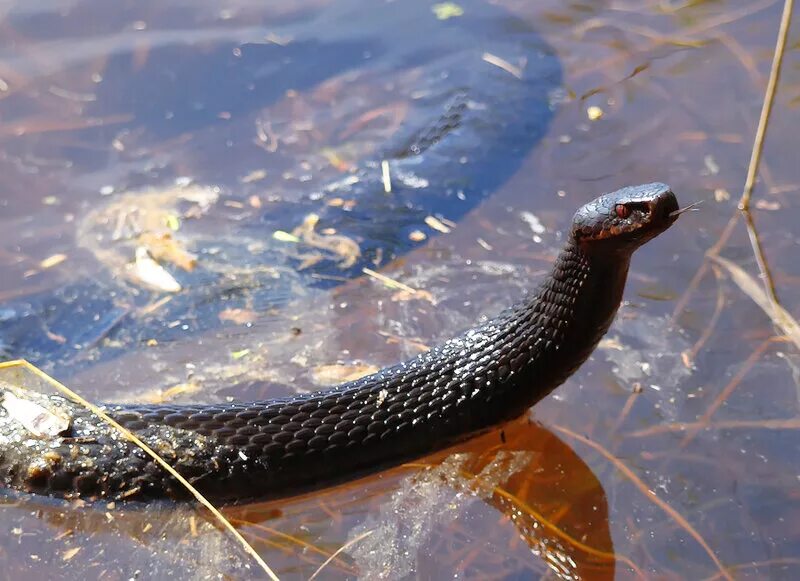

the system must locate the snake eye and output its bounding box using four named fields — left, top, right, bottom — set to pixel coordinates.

left=615, top=204, right=630, bottom=219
